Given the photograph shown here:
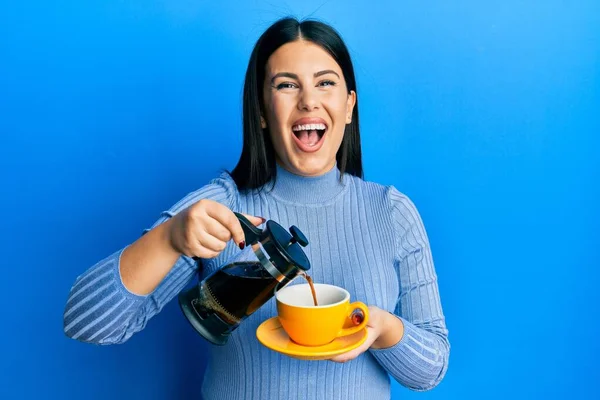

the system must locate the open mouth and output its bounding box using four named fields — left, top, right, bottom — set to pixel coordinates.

left=291, top=123, right=327, bottom=150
